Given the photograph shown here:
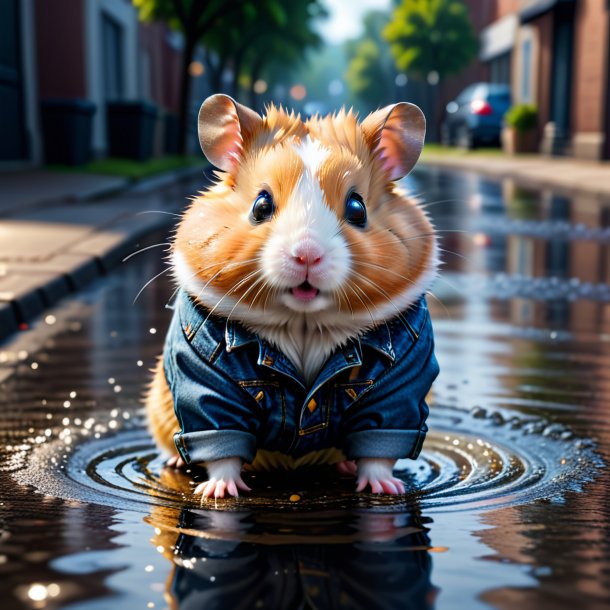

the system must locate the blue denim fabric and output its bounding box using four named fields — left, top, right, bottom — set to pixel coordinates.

left=163, top=290, right=439, bottom=464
